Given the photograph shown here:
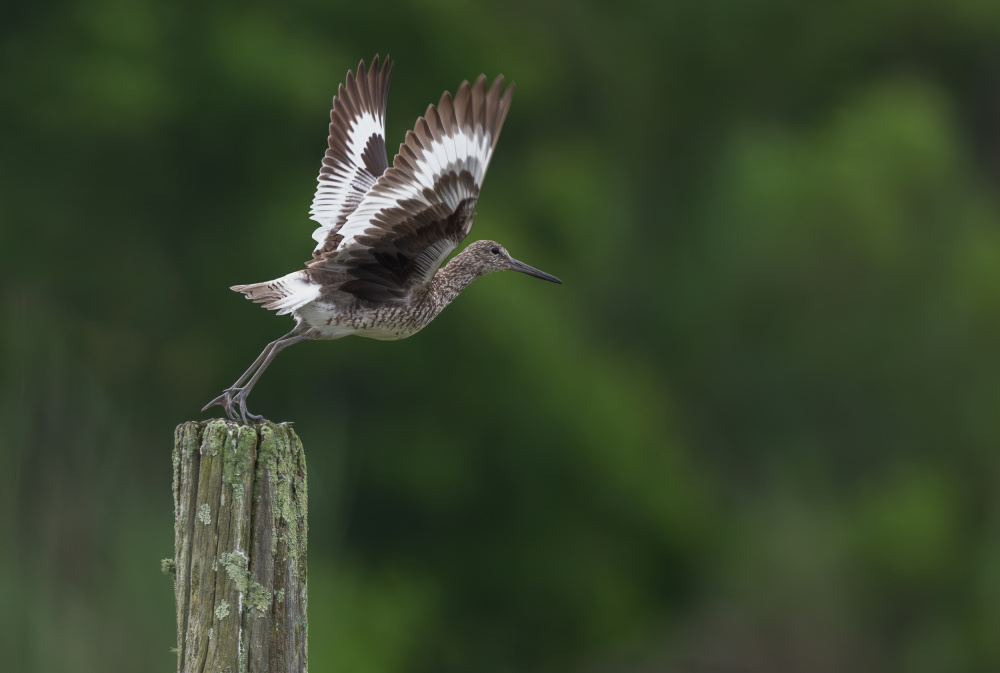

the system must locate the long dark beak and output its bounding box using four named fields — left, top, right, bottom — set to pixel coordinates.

left=509, top=258, right=563, bottom=284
